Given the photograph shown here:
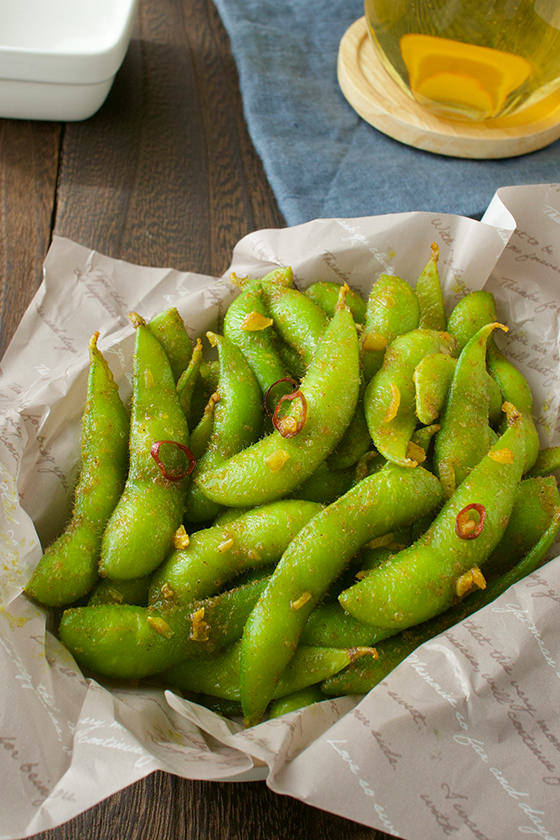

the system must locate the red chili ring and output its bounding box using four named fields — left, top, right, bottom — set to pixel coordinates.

left=150, top=440, right=197, bottom=482
left=455, top=503, right=486, bottom=540
left=263, top=376, right=299, bottom=417
left=272, top=389, right=308, bottom=438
